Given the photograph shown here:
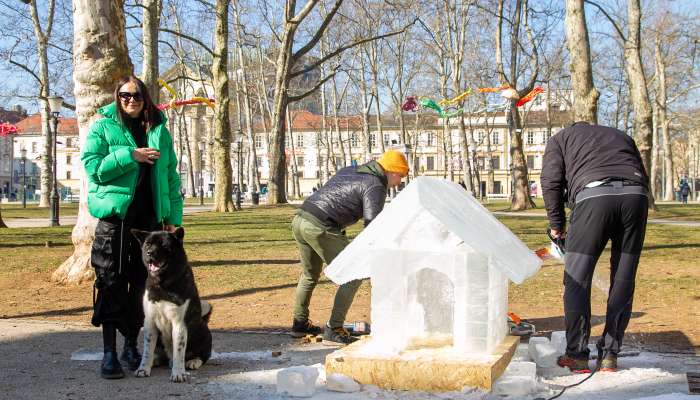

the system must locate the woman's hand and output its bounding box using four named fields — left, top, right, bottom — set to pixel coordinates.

left=132, top=148, right=160, bottom=164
